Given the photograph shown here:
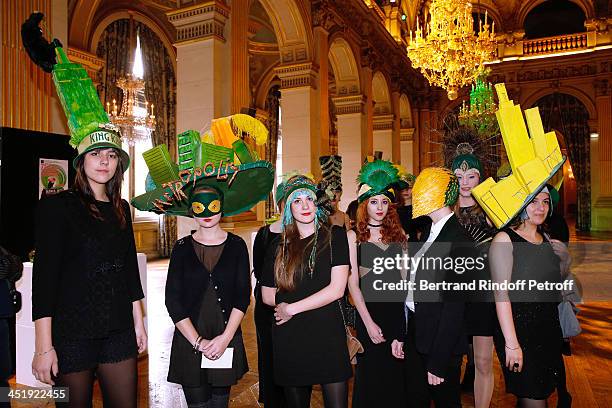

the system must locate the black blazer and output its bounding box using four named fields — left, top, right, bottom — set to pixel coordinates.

left=412, top=214, right=475, bottom=377
left=165, top=233, right=251, bottom=333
